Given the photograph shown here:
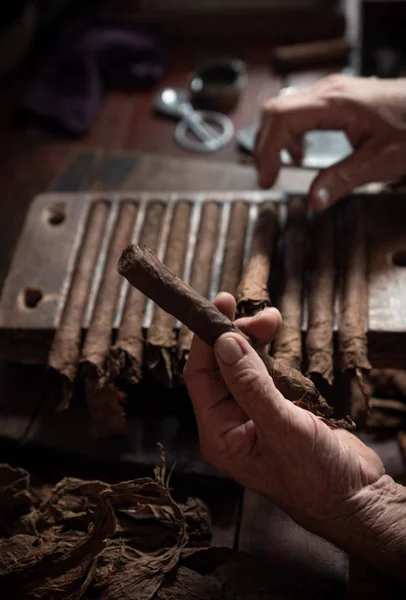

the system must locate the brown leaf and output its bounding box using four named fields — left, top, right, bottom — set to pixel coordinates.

left=0, top=492, right=116, bottom=599
left=0, top=464, right=33, bottom=531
